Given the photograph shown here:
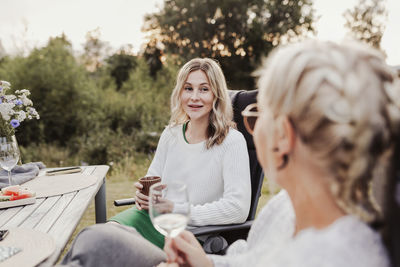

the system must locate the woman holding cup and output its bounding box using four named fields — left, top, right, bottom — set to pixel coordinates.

left=108, top=58, right=251, bottom=249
